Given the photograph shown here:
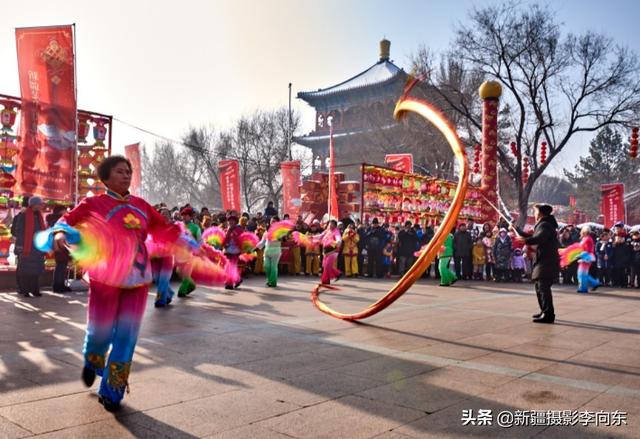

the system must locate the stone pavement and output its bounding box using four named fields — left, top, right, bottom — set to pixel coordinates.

left=1, top=276, right=640, bottom=438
